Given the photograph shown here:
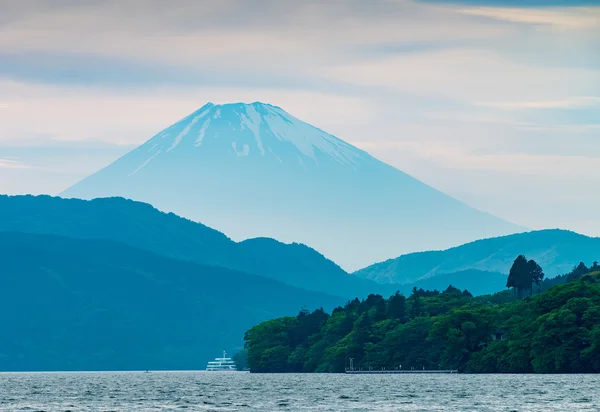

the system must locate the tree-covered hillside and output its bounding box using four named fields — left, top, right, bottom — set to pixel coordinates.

left=0, top=231, right=344, bottom=371
left=245, top=261, right=600, bottom=373
left=0, top=194, right=395, bottom=299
